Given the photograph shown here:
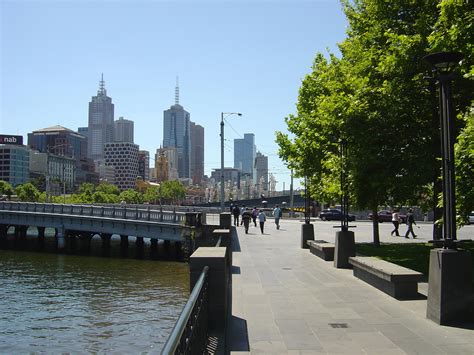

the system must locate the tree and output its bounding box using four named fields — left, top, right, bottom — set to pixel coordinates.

left=0, top=180, right=14, bottom=199
left=15, top=183, right=40, bottom=202
left=96, top=182, right=120, bottom=196
left=119, top=189, right=143, bottom=204
left=143, top=185, right=161, bottom=204
left=160, top=180, right=186, bottom=205
left=277, top=0, right=448, bottom=245
left=455, top=110, right=474, bottom=225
